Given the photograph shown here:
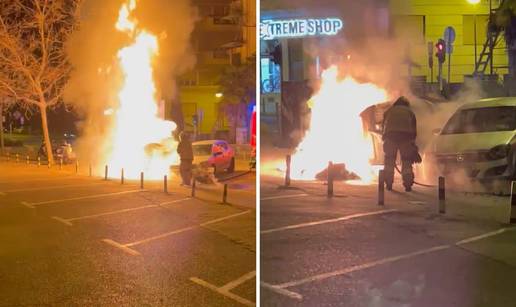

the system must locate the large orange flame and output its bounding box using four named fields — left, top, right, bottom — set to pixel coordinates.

left=102, top=0, right=179, bottom=179
left=288, top=66, right=388, bottom=183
